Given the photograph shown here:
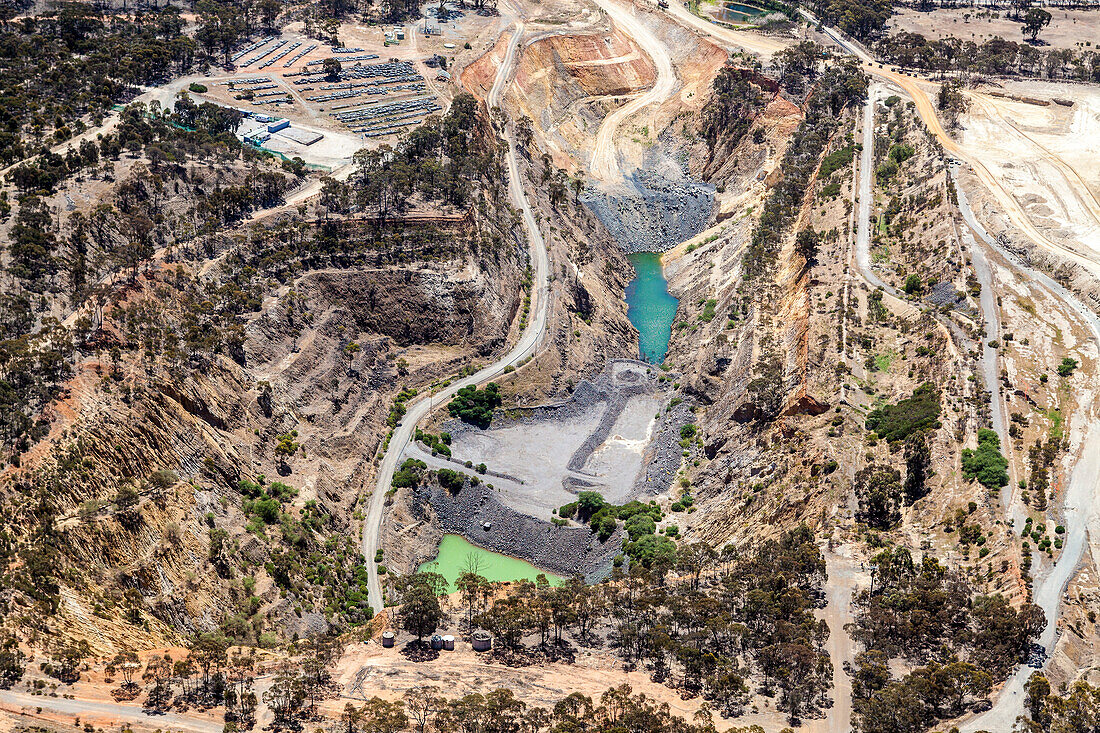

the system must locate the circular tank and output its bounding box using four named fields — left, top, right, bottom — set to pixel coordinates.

left=471, top=630, right=492, bottom=652
left=381, top=631, right=395, bottom=648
